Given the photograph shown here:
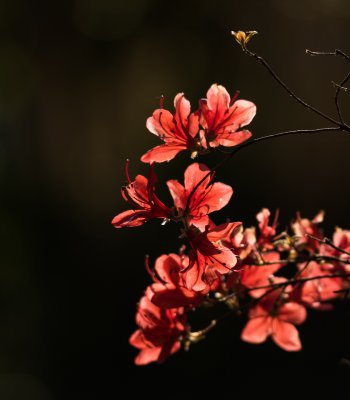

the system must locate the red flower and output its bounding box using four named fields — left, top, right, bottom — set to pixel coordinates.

left=332, top=228, right=350, bottom=256
left=322, top=228, right=350, bottom=272
left=112, top=162, right=172, bottom=228
left=129, top=288, right=187, bottom=365
left=185, top=222, right=241, bottom=291
left=298, top=261, right=344, bottom=309
left=167, top=163, right=233, bottom=231
left=149, top=253, right=205, bottom=309
left=222, top=224, right=257, bottom=261
left=241, top=291, right=307, bottom=351
left=240, top=251, right=284, bottom=298
left=292, top=211, right=324, bottom=253
left=200, top=83, right=256, bottom=148
left=256, top=208, right=278, bottom=250
left=141, top=93, right=199, bottom=163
